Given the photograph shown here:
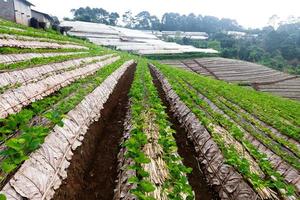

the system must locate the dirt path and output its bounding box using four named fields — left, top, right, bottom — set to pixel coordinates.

left=53, top=64, right=136, bottom=200
left=150, top=67, right=219, bottom=200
